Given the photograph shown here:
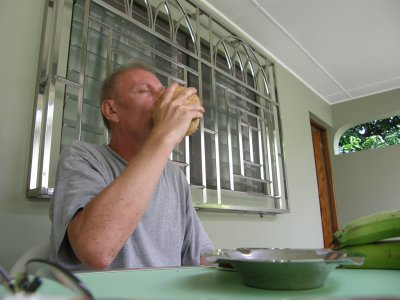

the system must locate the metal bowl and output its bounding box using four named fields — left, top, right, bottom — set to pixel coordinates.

left=205, top=248, right=364, bottom=290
